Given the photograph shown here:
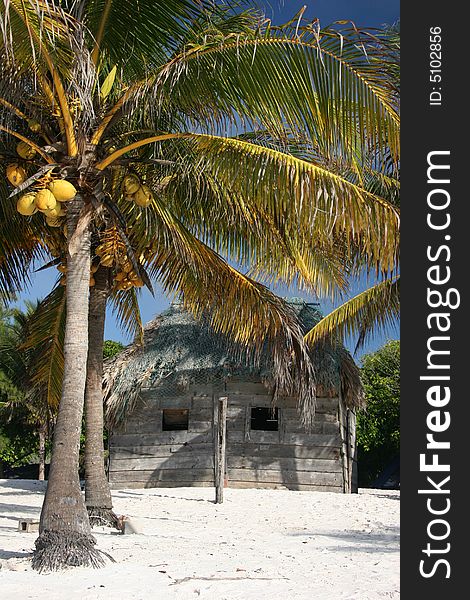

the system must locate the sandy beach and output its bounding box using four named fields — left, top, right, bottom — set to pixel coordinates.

left=0, top=480, right=399, bottom=599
